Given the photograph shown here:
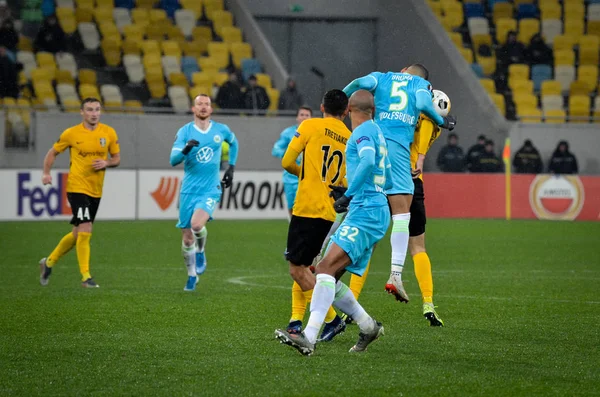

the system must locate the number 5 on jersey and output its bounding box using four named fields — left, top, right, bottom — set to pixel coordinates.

left=389, top=81, right=408, bottom=111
